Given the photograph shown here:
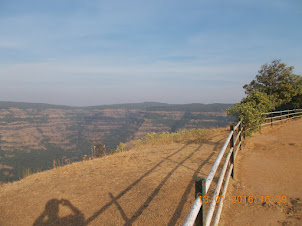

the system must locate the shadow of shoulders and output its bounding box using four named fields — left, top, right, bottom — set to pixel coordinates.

left=33, top=199, right=85, bottom=226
